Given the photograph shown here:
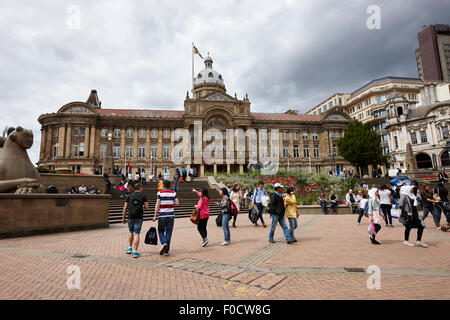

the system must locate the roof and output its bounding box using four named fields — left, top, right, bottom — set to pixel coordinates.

left=98, top=108, right=184, bottom=119
left=351, top=76, right=423, bottom=97
left=251, top=113, right=322, bottom=121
